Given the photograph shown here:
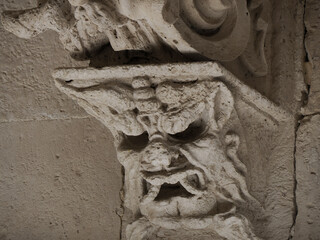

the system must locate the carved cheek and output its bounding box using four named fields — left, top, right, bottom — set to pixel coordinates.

left=69, top=0, right=89, bottom=6
left=141, top=141, right=172, bottom=172
left=183, top=135, right=225, bottom=170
